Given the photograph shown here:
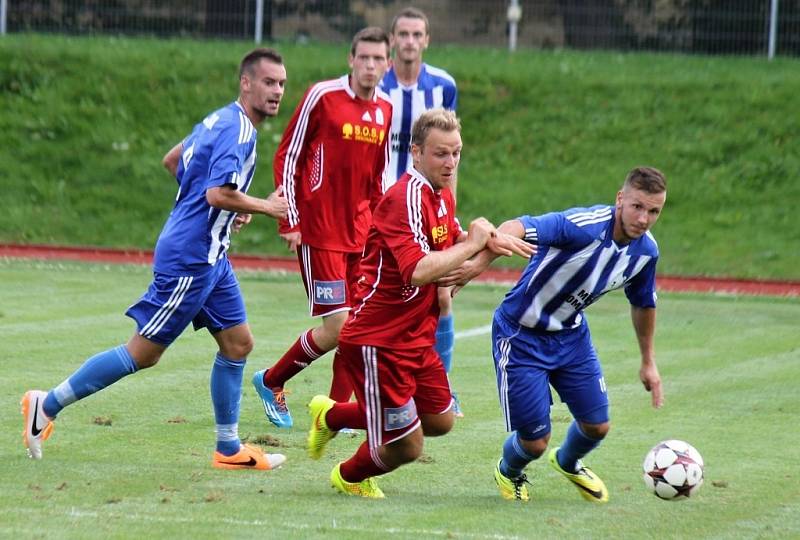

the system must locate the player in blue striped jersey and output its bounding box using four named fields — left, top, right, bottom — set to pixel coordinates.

left=380, top=7, right=463, bottom=416
left=21, top=49, right=289, bottom=471
left=442, top=167, right=667, bottom=502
